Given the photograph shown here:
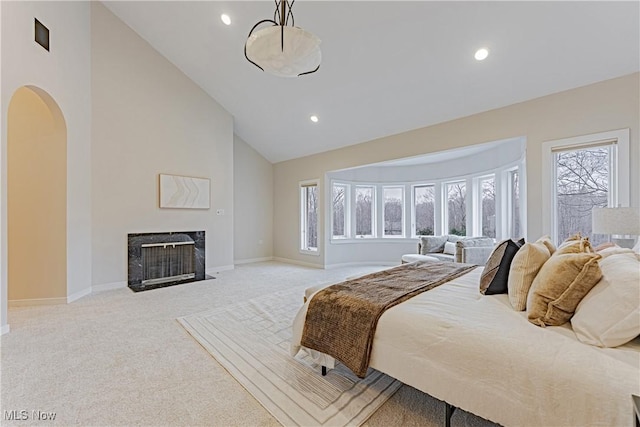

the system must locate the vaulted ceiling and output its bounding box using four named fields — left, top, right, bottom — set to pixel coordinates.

left=104, top=1, right=640, bottom=163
